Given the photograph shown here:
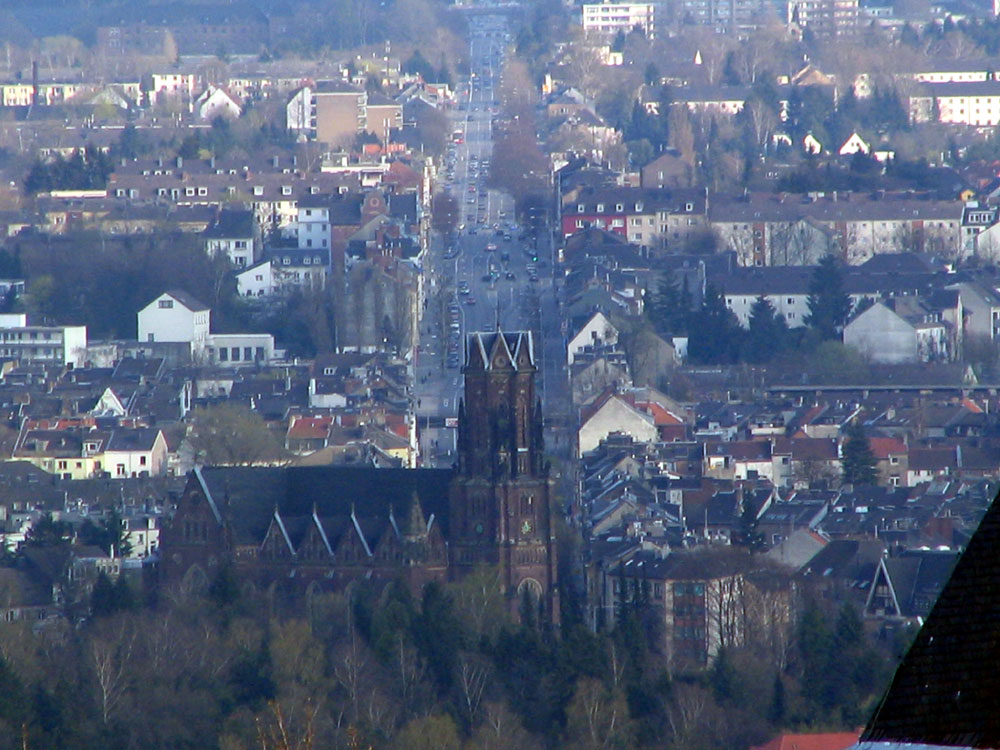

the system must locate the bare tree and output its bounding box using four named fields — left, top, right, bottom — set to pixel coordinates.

left=457, top=653, right=492, bottom=726
left=91, top=618, right=137, bottom=725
